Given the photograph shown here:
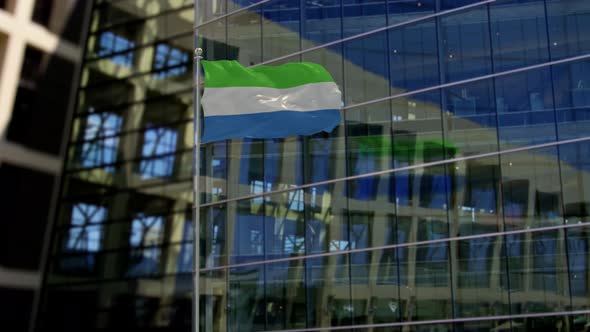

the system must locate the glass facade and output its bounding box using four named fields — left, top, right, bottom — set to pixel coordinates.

left=38, top=0, right=590, bottom=331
